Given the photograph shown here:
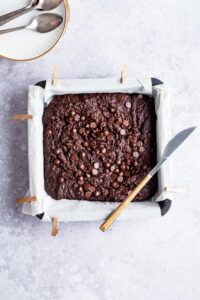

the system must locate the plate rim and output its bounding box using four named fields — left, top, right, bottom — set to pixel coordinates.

left=0, top=0, right=70, bottom=62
